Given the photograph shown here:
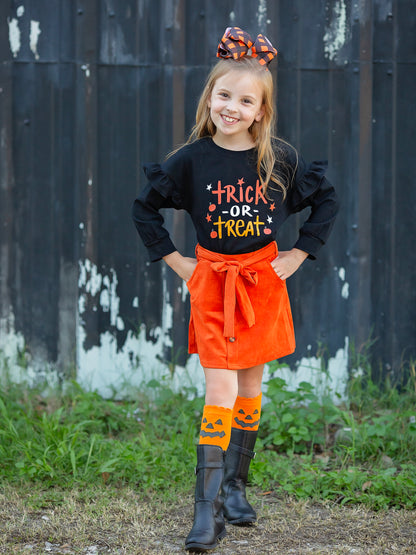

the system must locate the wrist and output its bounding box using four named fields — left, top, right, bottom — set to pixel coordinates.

left=291, top=248, right=308, bottom=263
left=163, top=250, right=183, bottom=270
